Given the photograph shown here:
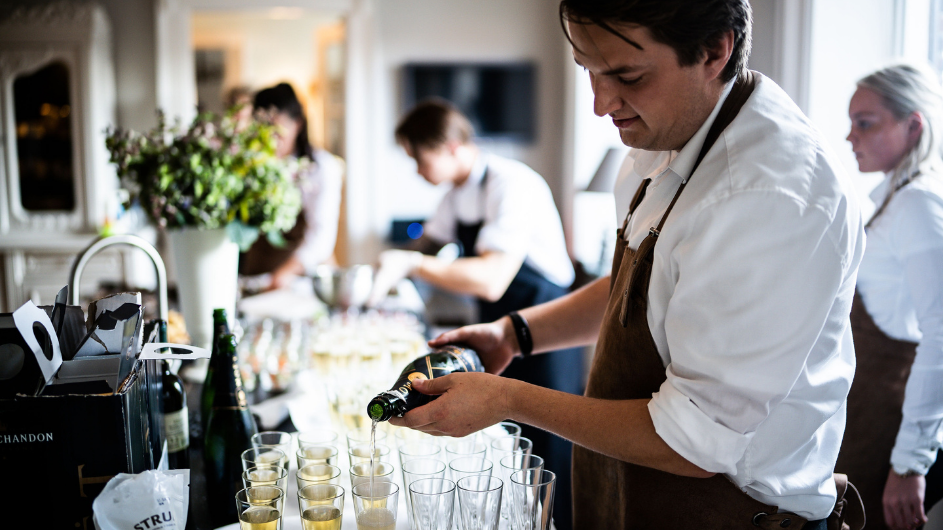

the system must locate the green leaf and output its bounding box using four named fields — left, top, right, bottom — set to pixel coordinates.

left=266, top=230, right=287, bottom=248
left=226, top=220, right=260, bottom=251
